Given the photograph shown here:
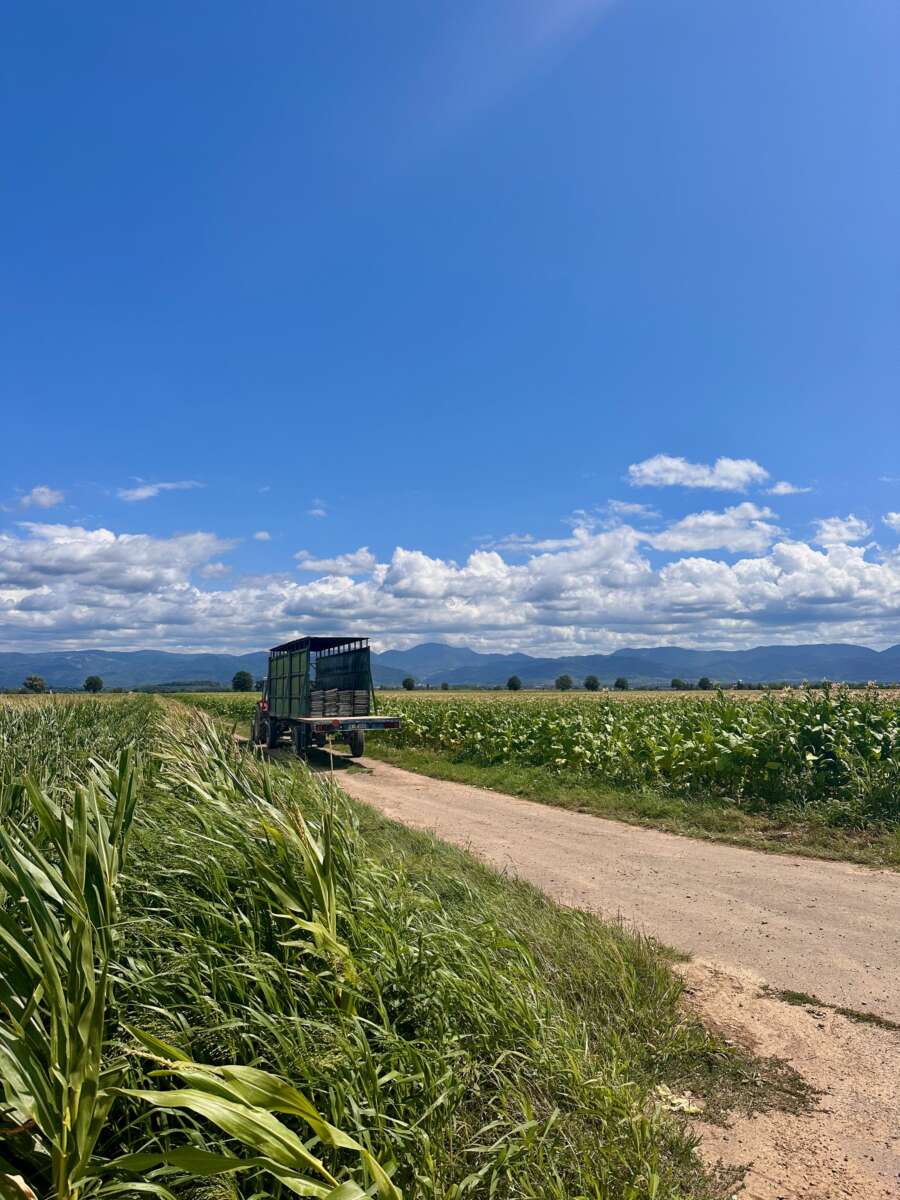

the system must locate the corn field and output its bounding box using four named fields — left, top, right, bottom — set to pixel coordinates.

left=0, top=696, right=742, bottom=1199
left=377, top=689, right=900, bottom=827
